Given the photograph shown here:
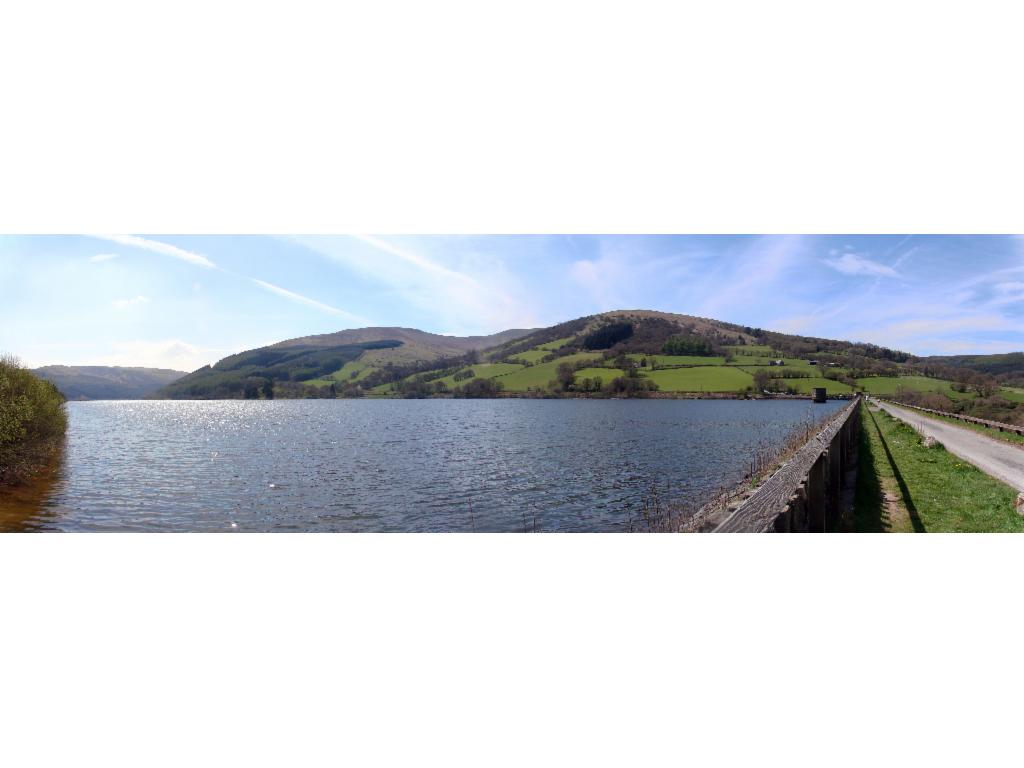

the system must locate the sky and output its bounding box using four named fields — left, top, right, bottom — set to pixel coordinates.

left=2, top=234, right=1022, bottom=371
